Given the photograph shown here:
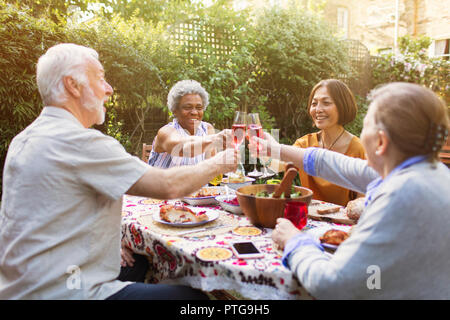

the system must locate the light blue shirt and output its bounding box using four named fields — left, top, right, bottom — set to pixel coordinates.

left=283, top=148, right=450, bottom=299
